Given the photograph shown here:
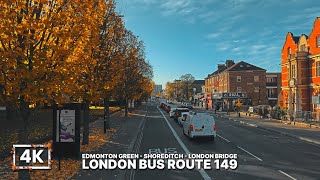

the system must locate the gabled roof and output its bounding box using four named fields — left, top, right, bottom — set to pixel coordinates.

left=224, top=61, right=266, bottom=71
